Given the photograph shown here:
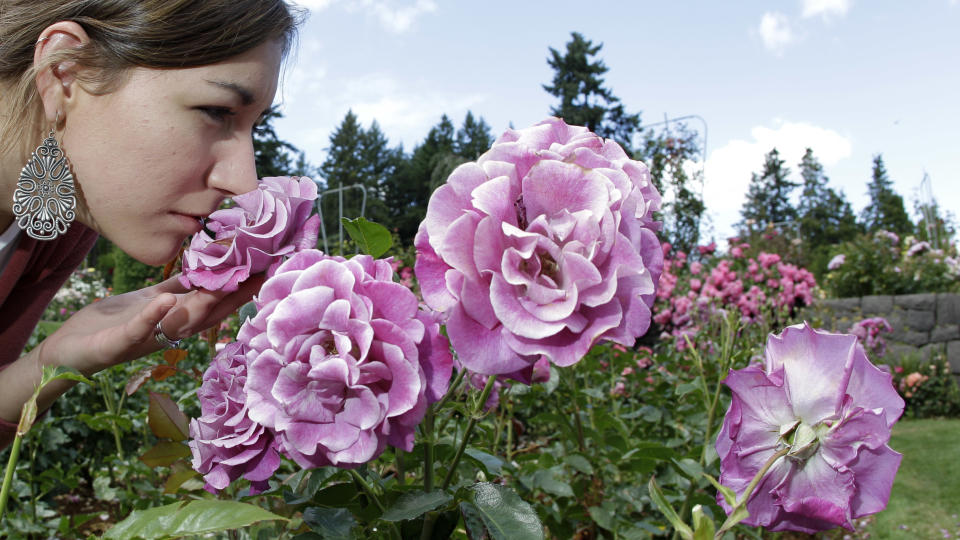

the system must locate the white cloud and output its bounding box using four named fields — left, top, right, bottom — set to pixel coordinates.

left=304, top=0, right=437, bottom=33
left=758, top=12, right=795, bottom=54
left=702, top=120, right=853, bottom=240
left=801, top=0, right=852, bottom=19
